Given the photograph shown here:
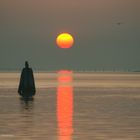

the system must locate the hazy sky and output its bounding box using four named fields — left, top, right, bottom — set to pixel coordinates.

left=0, top=0, right=140, bottom=71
